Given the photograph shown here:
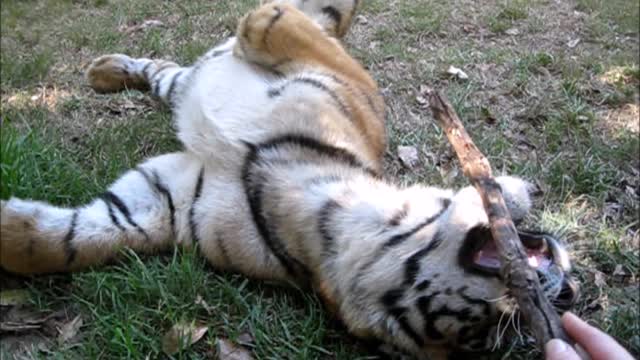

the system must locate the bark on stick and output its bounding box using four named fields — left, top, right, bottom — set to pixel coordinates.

left=424, top=89, right=571, bottom=351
